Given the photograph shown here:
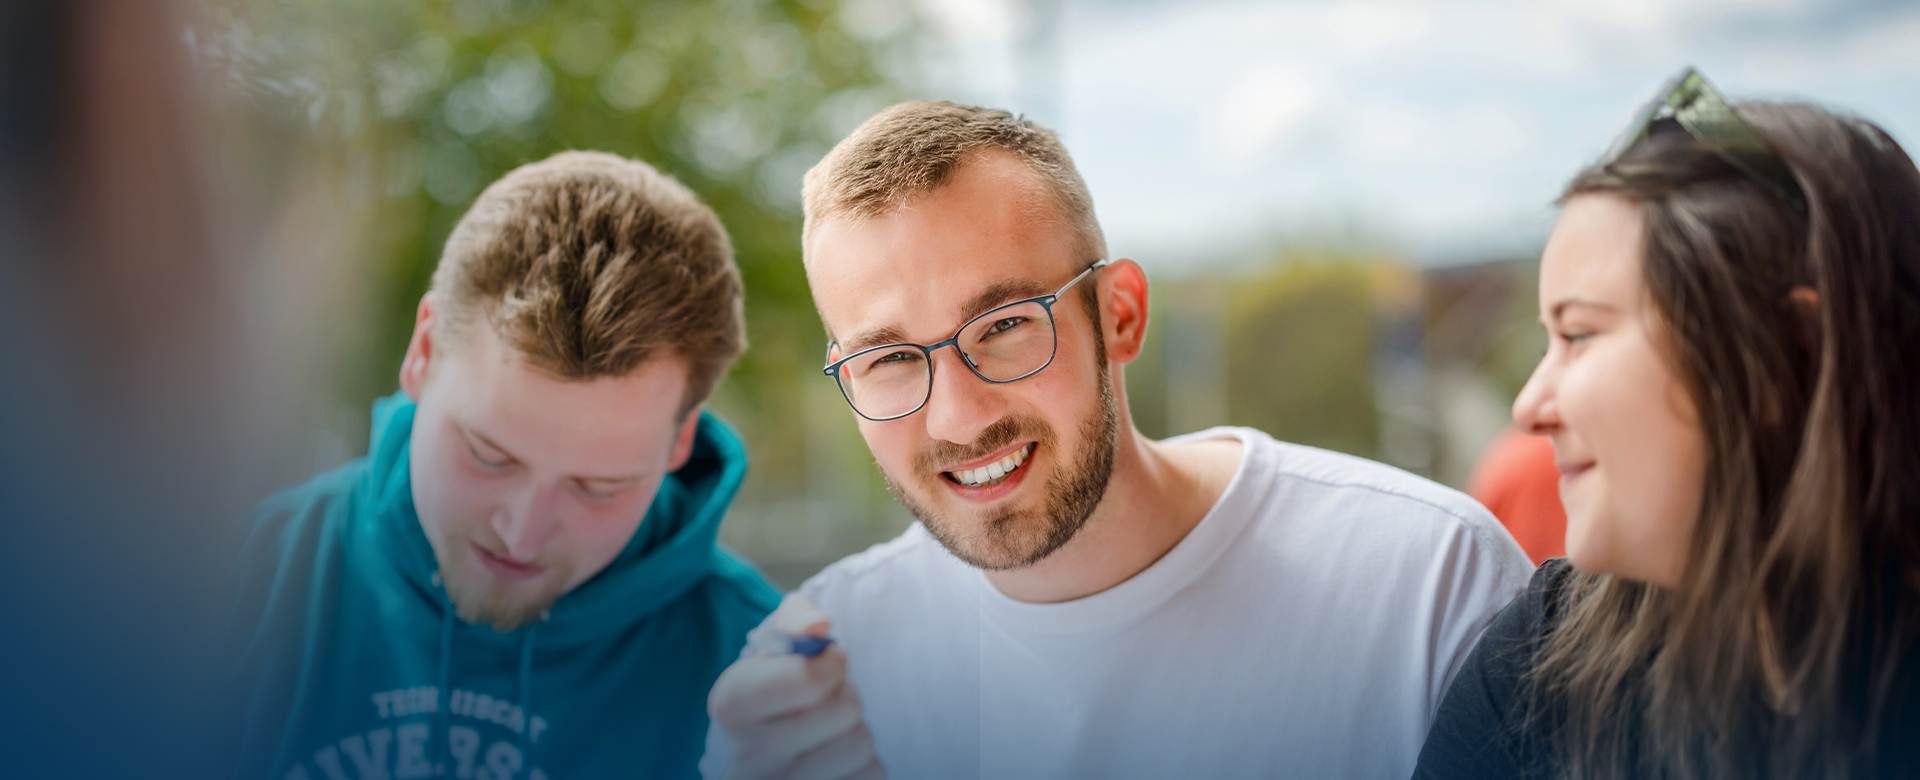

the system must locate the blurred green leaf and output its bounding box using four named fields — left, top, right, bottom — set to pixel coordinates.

left=193, top=0, right=907, bottom=517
